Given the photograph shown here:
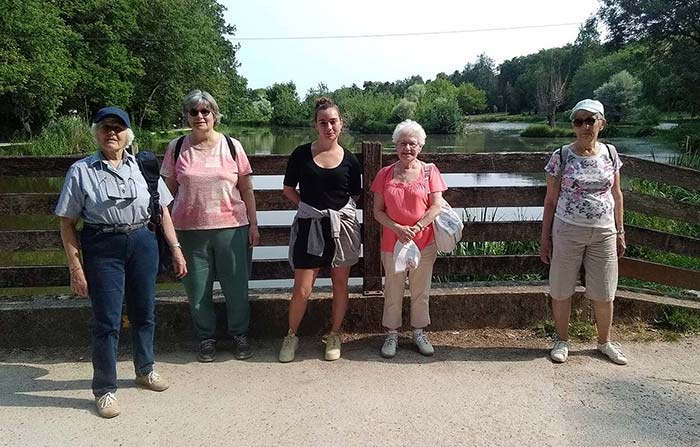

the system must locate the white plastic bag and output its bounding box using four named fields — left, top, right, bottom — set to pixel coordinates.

left=433, top=202, right=464, bottom=253
left=393, top=240, right=421, bottom=272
